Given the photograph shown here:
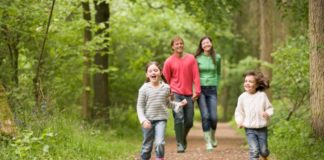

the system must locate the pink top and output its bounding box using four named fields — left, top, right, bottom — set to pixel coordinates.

left=163, top=53, right=201, bottom=96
